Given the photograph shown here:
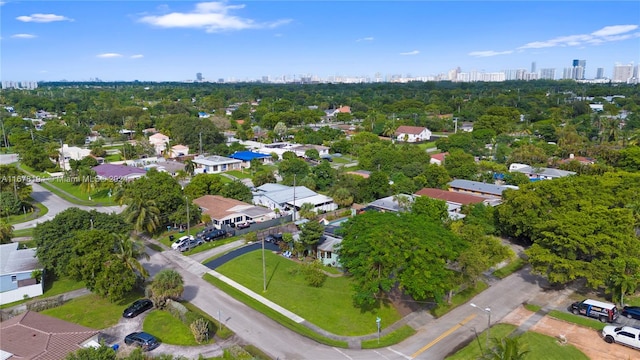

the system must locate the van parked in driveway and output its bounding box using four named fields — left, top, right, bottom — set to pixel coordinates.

left=569, top=299, right=619, bottom=323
